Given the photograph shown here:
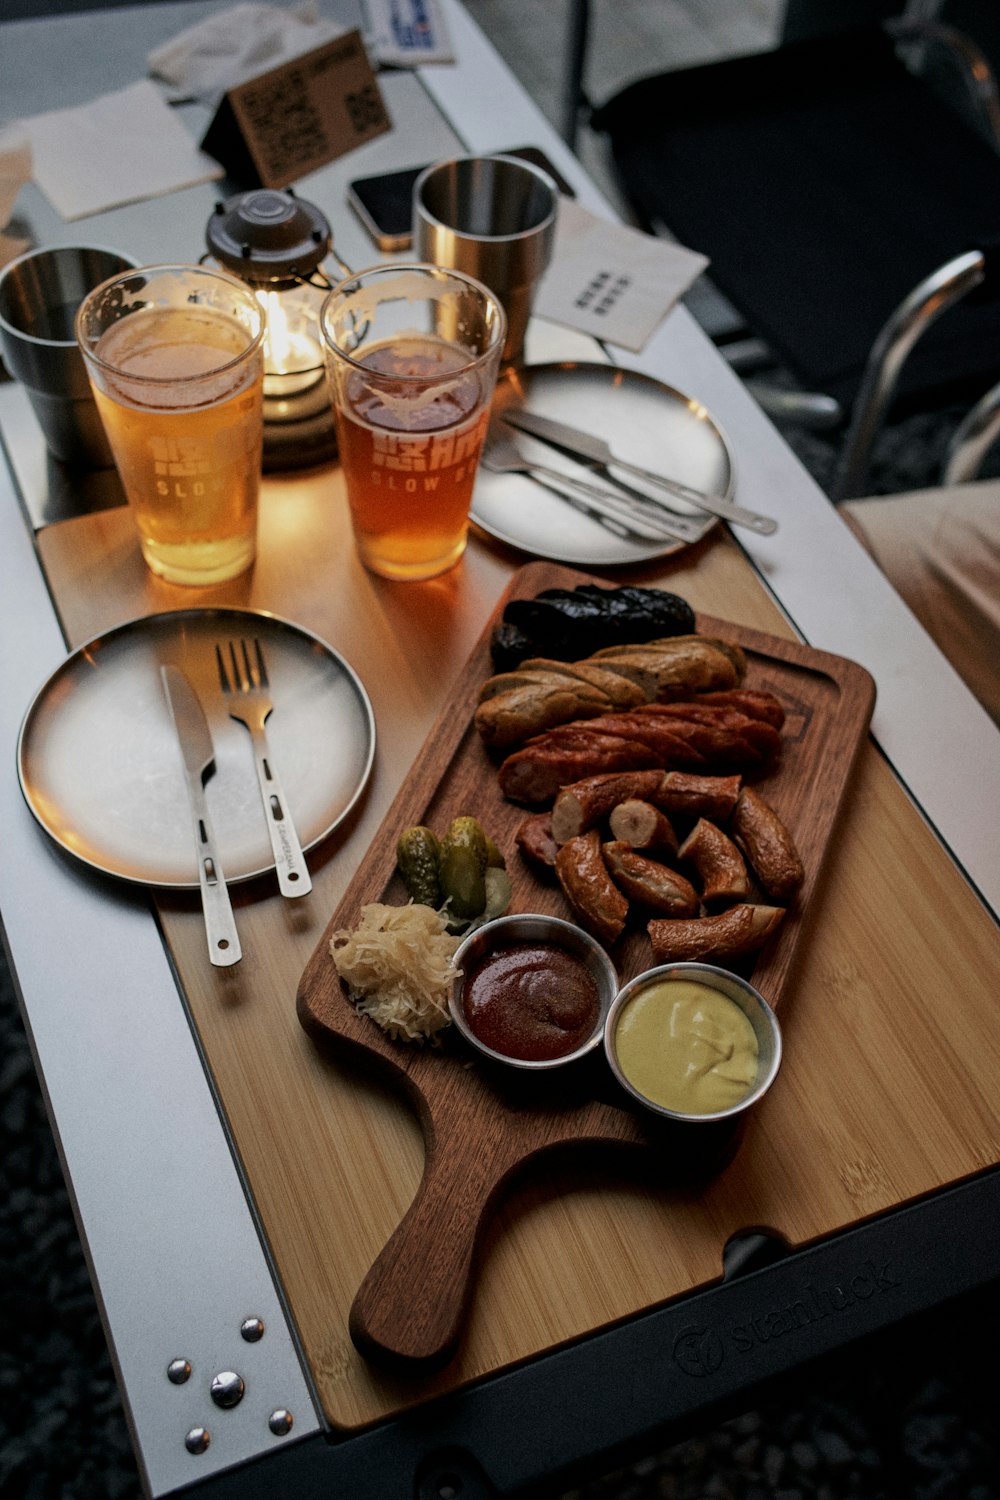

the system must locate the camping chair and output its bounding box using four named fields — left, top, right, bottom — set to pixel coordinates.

left=587, top=17, right=1000, bottom=498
